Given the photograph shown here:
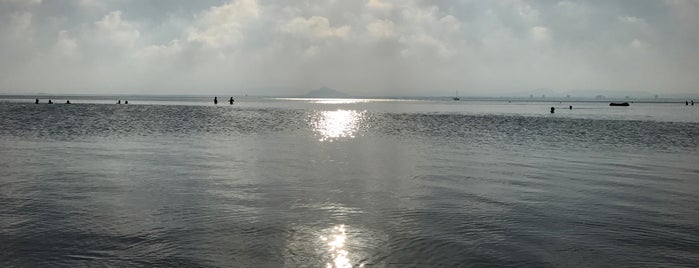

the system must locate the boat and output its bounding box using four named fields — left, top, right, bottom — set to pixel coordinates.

left=609, top=102, right=630, bottom=106
left=453, top=90, right=460, bottom=101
